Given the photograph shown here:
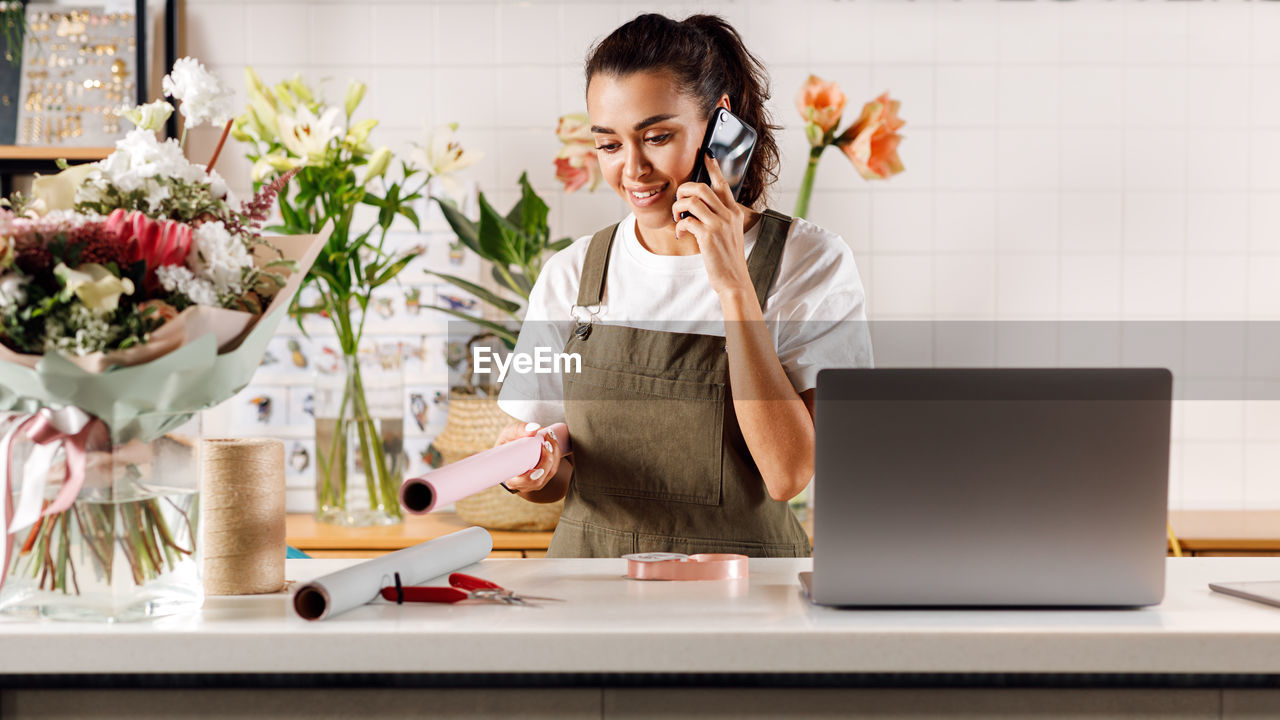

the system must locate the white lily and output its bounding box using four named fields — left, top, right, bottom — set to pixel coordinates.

left=252, top=152, right=299, bottom=182
left=365, top=146, right=392, bottom=180
left=410, top=123, right=481, bottom=200
left=344, top=80, right=367, bottom=118
left=276, top=105, right=345, bottom=163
